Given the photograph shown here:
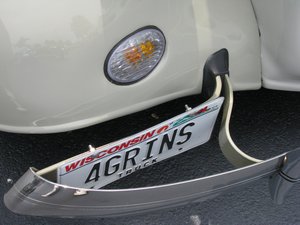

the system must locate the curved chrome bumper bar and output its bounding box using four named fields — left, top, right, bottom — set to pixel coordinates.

left=4, top=155, right=285, bottom=218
